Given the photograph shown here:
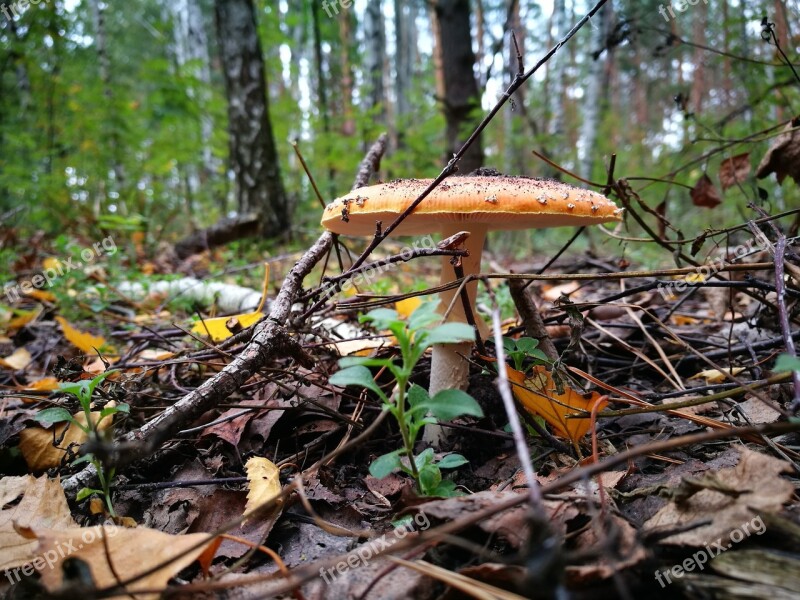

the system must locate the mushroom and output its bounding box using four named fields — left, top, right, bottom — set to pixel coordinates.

left=321, top=176, right=623, bottom=446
